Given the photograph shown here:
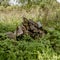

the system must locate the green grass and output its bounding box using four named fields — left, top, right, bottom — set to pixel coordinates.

left=0, top=17, right=60, bottom=60
left=0, top=3, right=60, bottom=59
left=0, top=35, right=60, bottom=60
